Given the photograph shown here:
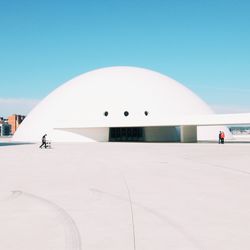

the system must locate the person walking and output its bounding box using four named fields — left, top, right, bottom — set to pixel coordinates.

left=218, top=131, right=222, bottom=144
left=39, top=134, right=47, bottom=148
